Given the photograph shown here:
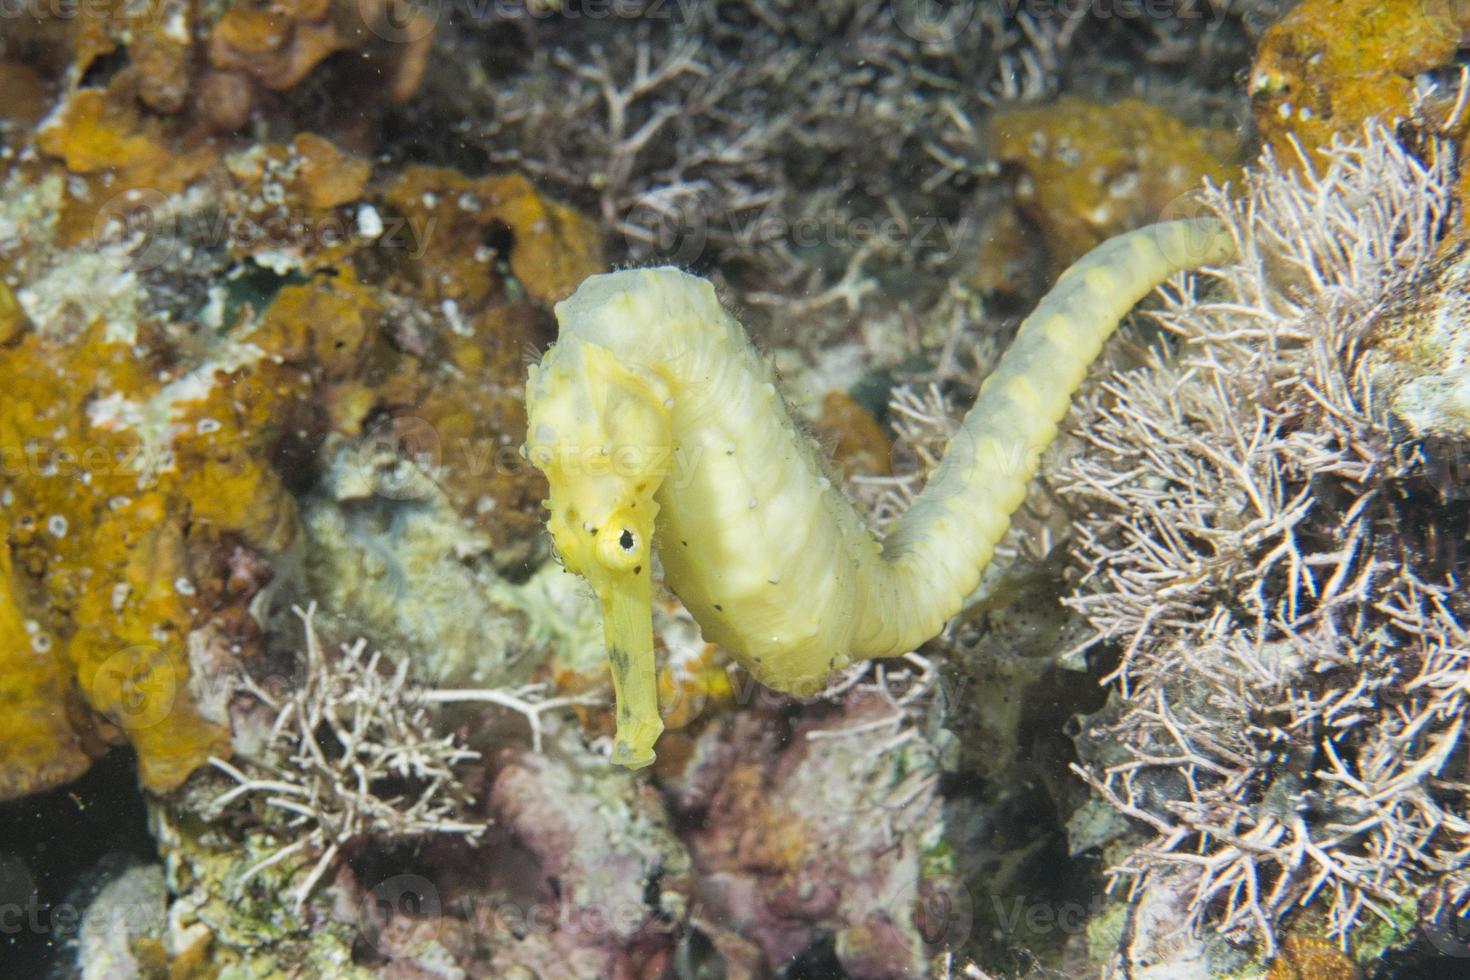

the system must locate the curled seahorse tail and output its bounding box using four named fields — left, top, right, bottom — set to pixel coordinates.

left=856, top=218, right=1234, bottom=656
